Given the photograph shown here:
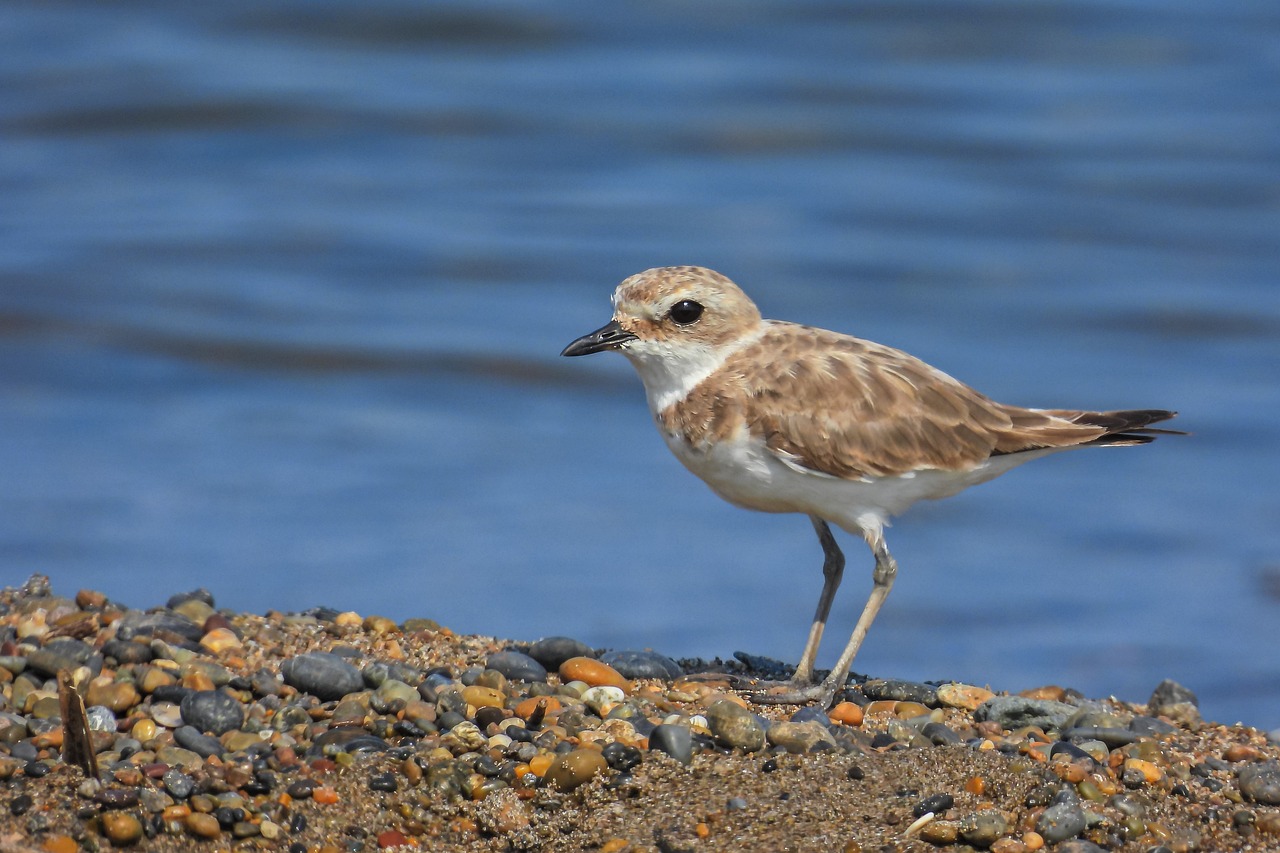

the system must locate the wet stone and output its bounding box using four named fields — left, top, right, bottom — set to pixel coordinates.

left=100, top=811, right=144, bottom=845
left=174, top=725, right=224, bottom=758
left=602, top=741, right=642, bottom=772
left=486, top=650, right=548, bottom=682
left=649, top=723, right=694, bottom=764
left=975, top=696, right=1077, bottom=732
left=706, top=699, right=766, bottom=751
left=180, top=689, right=244, bottom=735
left=546, top=747, right=608, bottom=791
left=959, top=809, right=1010, bottom=846
left=599, top=649, right=683, bottom=680
left=1037, top=801, right=1088, bottom=842
left=767, top=720, right=838, bottom=754
left=860, top=678, right=939, bottom=707
left=914, top=792, right=955, bottom=817
left=1239, top=761, right=1280, bottom=805
left=280, top=652, right=363, bottom=701
left=102, top=639, right=153, bottom=664
left=114, top=609, right=204, bottom=643
left=528, top=636, right=595, bottom=670
left=163, top=768, right=195, bottom=799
